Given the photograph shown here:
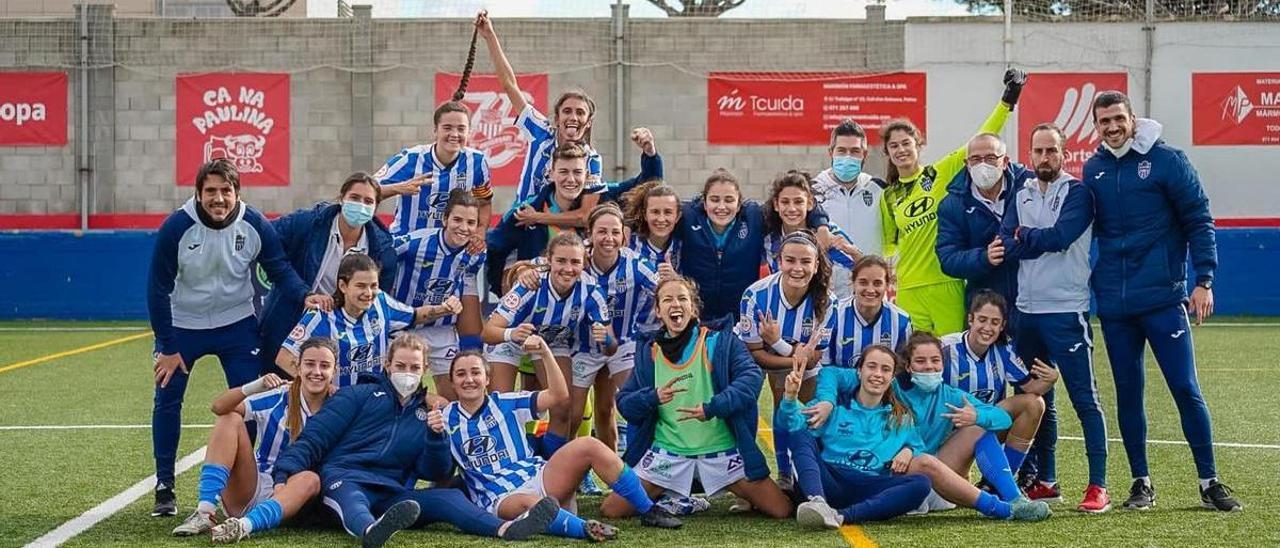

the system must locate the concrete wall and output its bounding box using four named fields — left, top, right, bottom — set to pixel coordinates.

left=904, top=19, right=1280, bottom=218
